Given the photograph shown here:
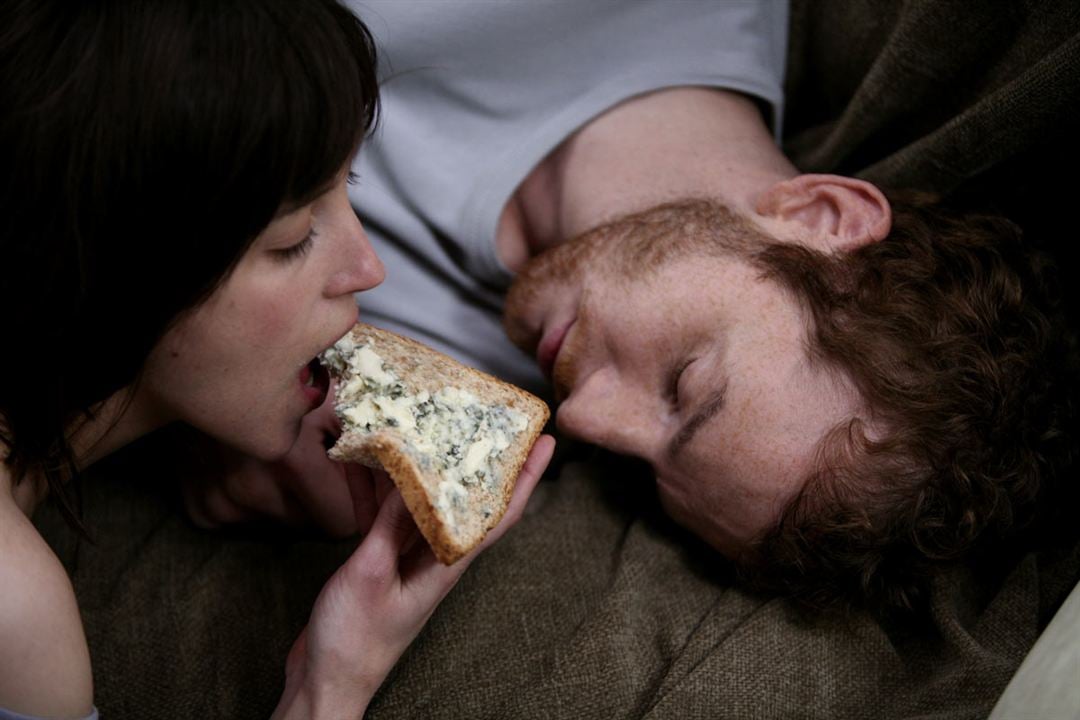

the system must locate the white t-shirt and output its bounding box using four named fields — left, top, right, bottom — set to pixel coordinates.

left=346, top=0, right=788, bottom=396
